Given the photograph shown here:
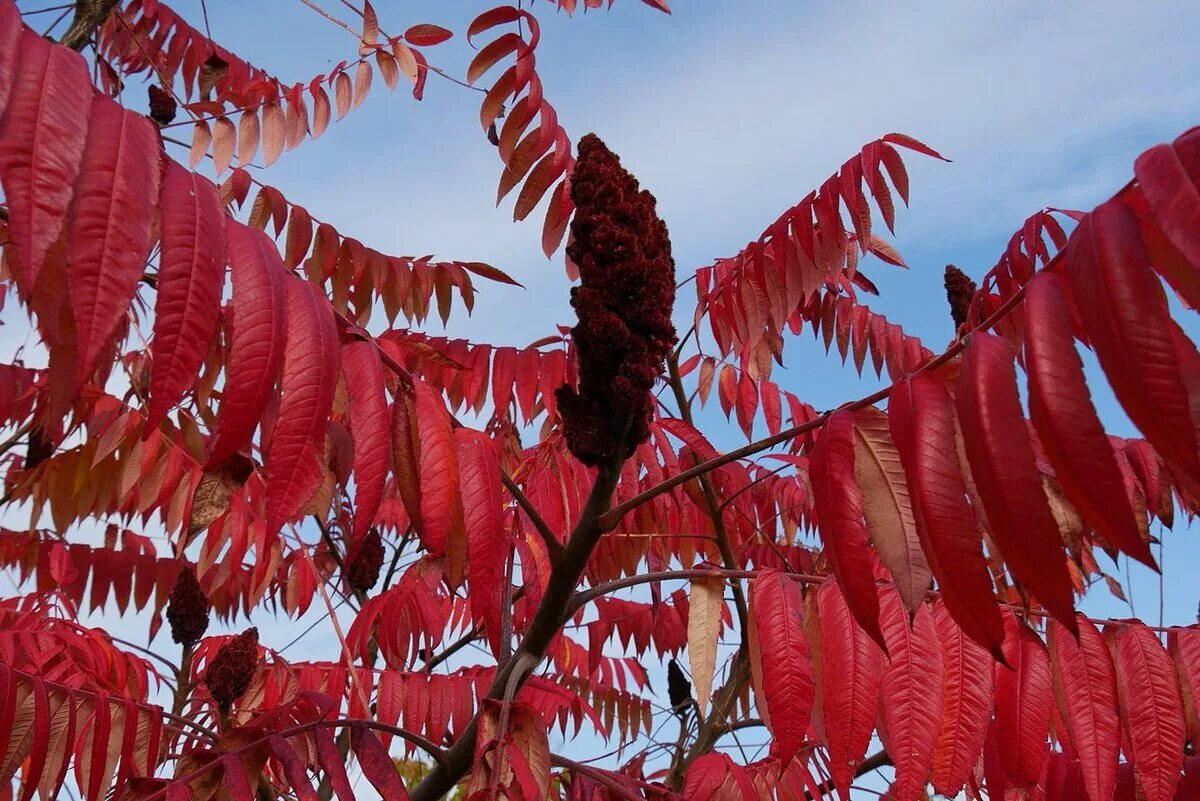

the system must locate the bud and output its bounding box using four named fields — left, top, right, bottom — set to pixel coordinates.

left=147, top=85, right=176, bottom=126
left=944, top=264, right=977, bottom=329
left=204, top=627, right=259, bottom=710
left=346, top=528, right=384, bottom=592
left=555, top=134, right=676, bottom=466
left=166, top=566, right=210, bottom=646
